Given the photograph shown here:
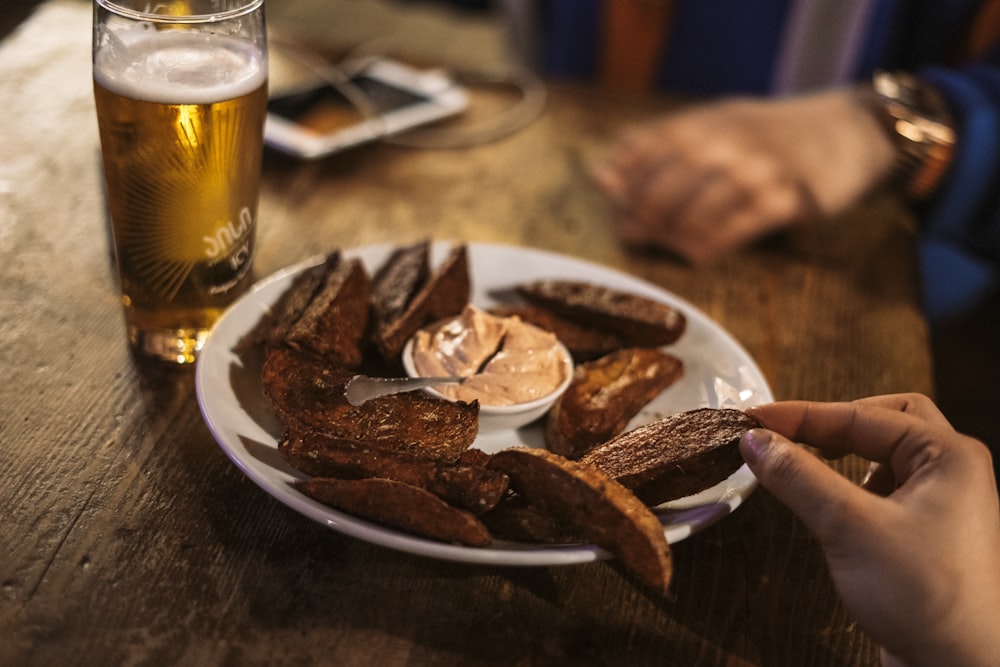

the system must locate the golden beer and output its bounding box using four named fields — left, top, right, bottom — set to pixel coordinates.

left=93, top=13, right=267, bottom=363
